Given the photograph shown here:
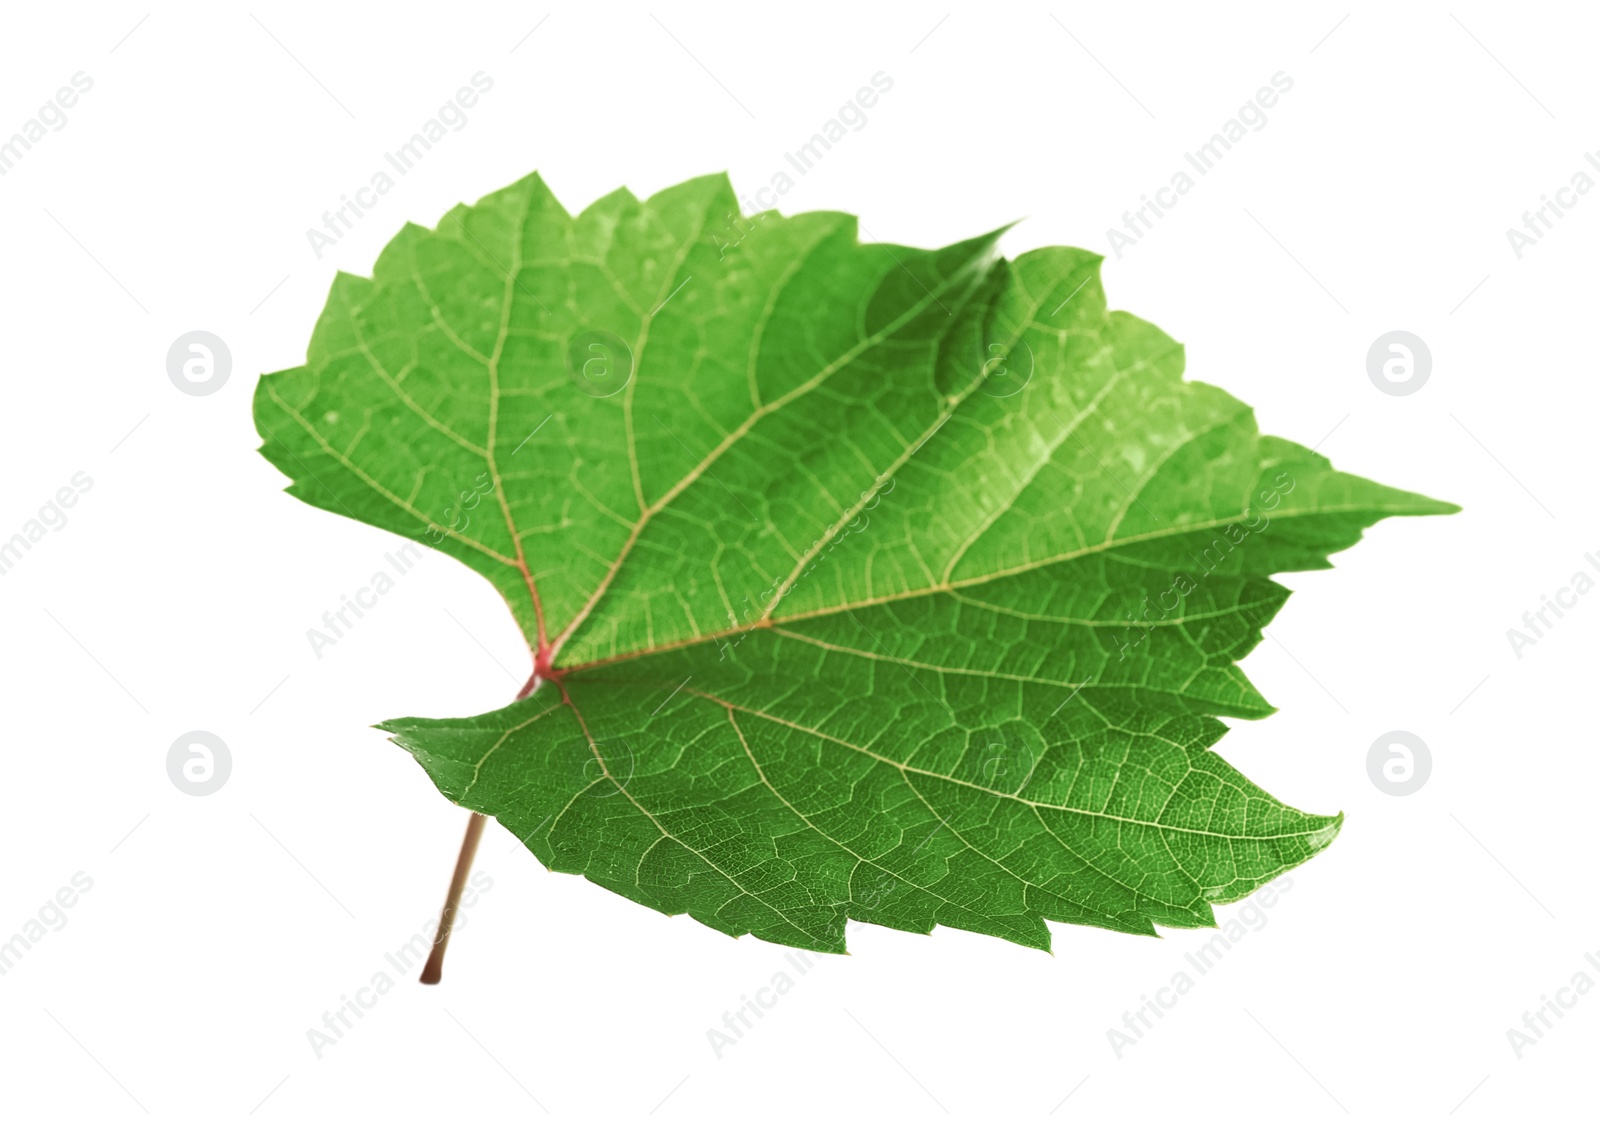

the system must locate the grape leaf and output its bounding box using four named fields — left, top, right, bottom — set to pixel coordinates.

left=254, top=171, right=1455, bottom=953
